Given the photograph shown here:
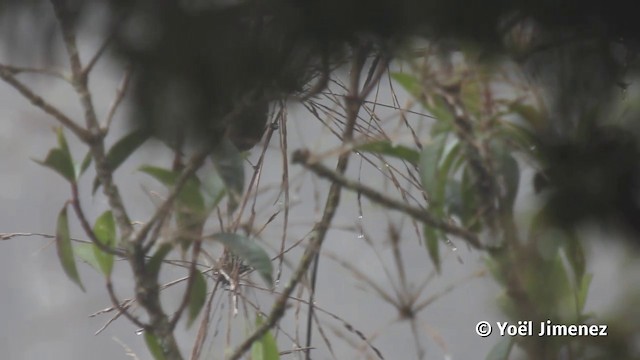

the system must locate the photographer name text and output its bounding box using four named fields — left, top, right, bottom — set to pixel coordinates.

left=475, top=320, right=608, bottom=337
